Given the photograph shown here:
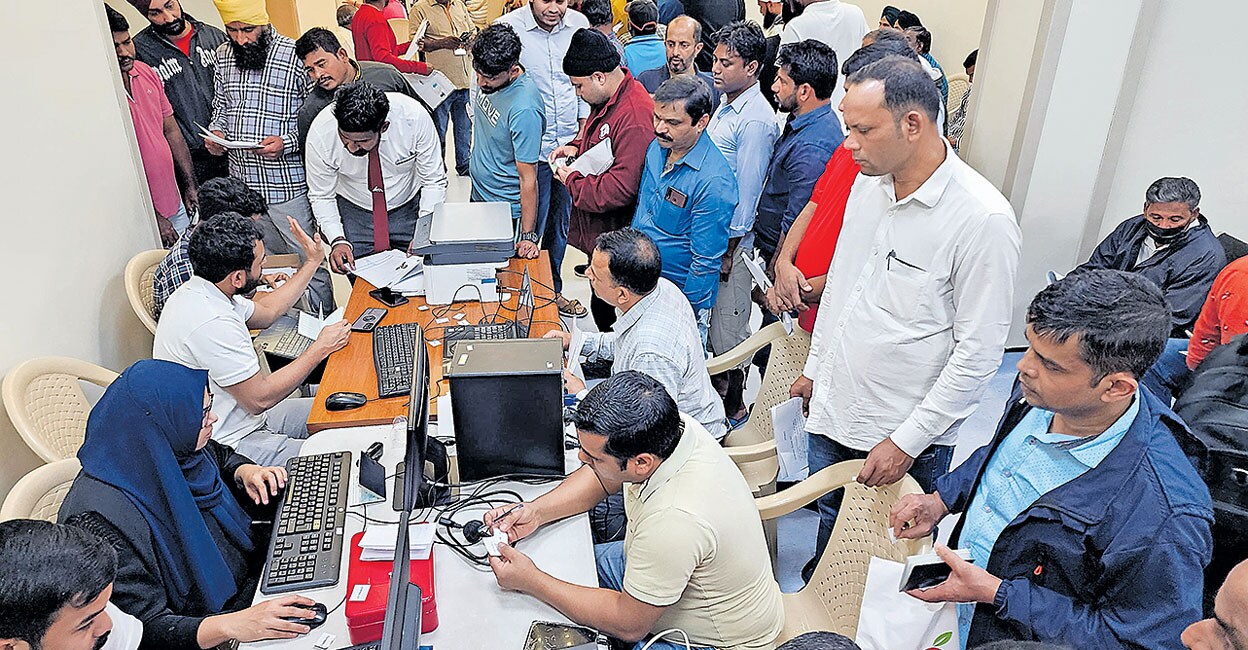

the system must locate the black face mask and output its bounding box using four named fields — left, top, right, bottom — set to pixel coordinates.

left=1143, top=219, right=1190, bottom=245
